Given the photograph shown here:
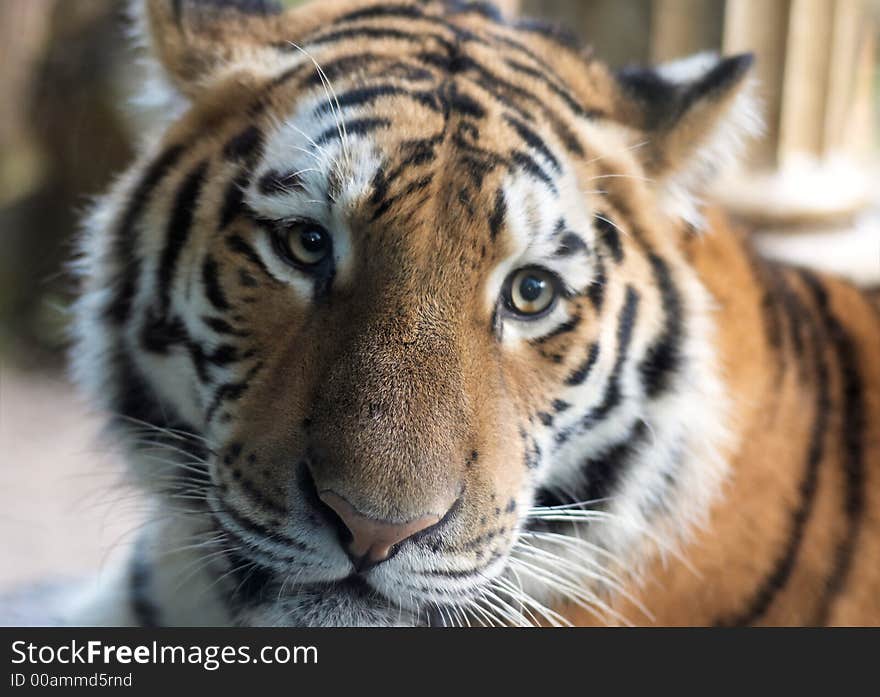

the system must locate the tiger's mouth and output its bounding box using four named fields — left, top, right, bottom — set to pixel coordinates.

left=205, top=454, right=522, bottom=627
left=222, top=547, right=447, bottom=626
